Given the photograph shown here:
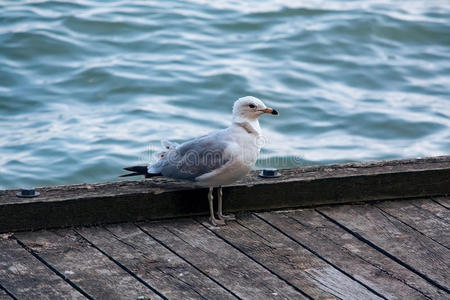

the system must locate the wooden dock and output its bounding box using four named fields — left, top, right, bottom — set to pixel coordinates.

left=0, top=156, right=449, bottom=299
left=0, top=197, right=449, bottom=299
